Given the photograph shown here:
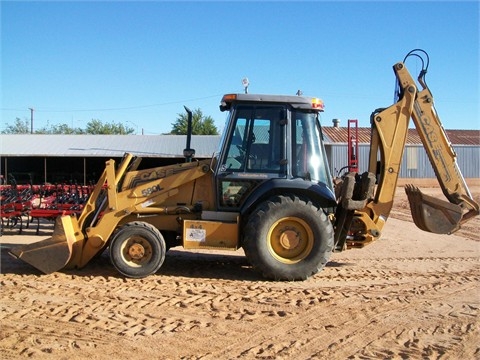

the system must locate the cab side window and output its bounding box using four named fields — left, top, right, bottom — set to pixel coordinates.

left=222, top=106, right=285, bottom=173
